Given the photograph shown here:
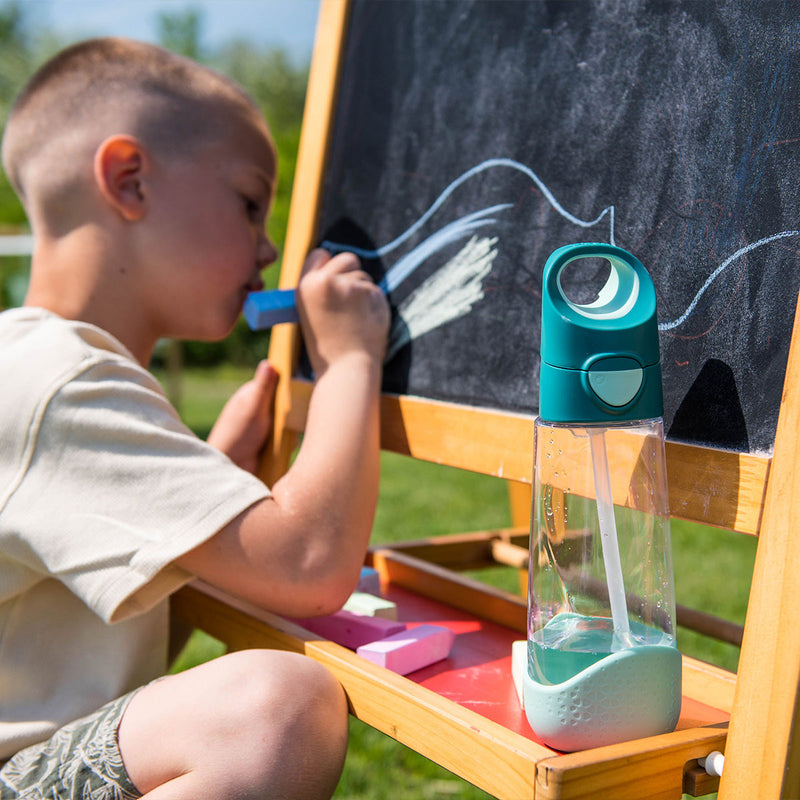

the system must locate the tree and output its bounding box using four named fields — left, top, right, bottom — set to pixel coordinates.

left=157, top=8, right=202, bottom=61
left=0, top=2, right=33, bottom=227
